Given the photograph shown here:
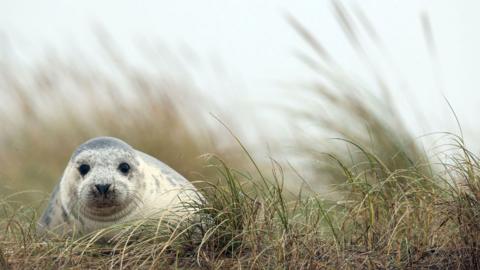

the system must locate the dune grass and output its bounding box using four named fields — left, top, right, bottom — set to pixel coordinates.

left=1, top=133, right=479, bottom=269
left=1, top=4, right=479, bottom=269
left=0, top=43, right=245, bottom=205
